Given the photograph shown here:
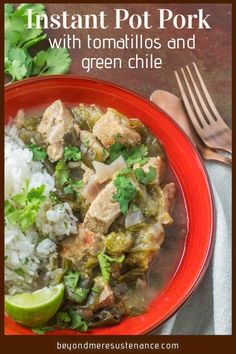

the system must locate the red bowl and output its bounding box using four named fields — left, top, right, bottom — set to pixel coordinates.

left=4, top=76, right=214, bottom=335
